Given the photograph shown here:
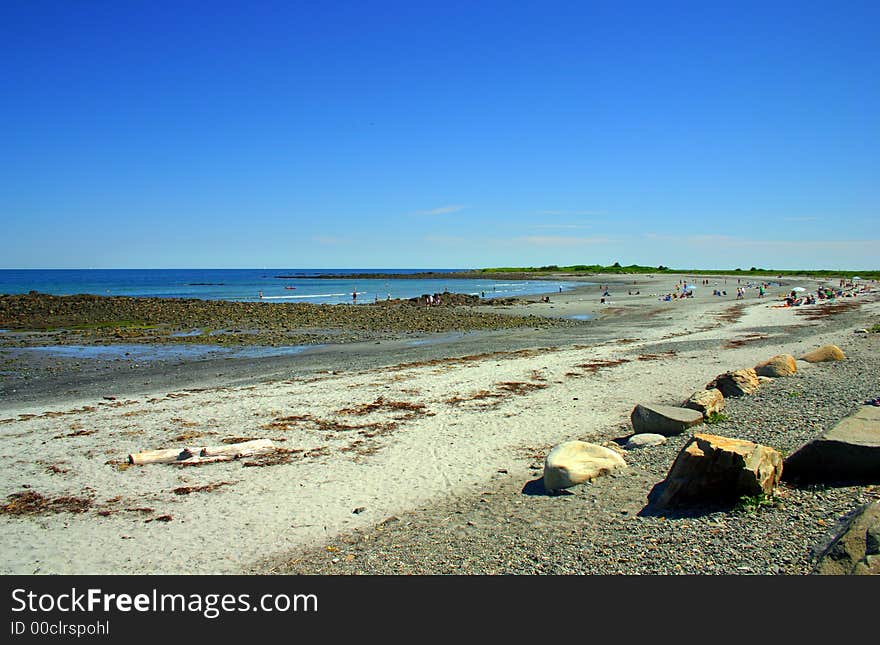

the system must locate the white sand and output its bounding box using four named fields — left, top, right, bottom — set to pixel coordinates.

left=1, top=275, right=876, bottom=574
